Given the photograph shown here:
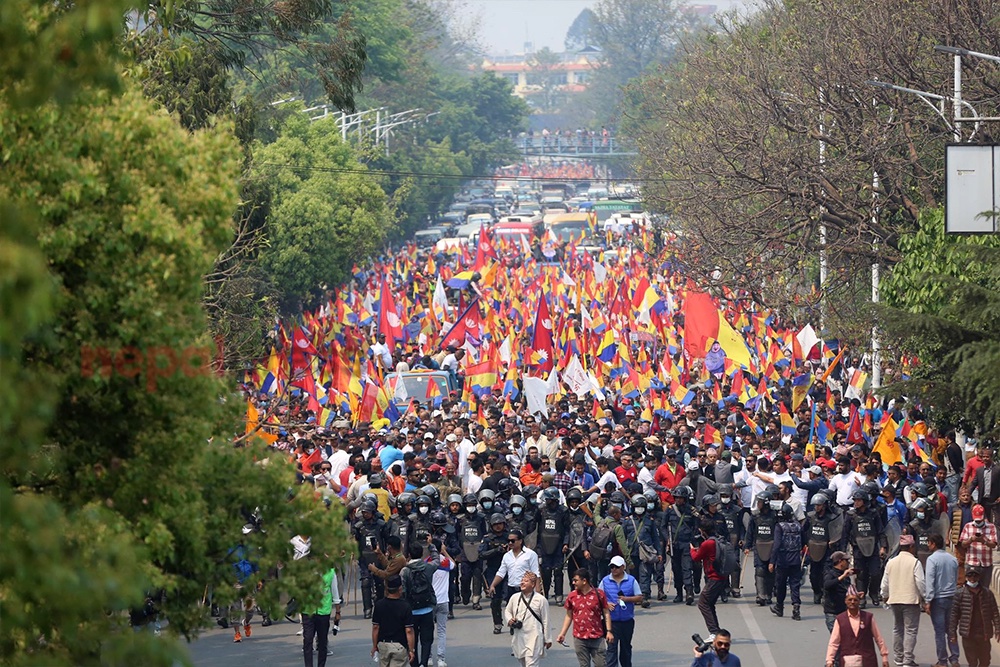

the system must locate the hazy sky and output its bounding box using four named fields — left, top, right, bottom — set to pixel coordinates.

left=464, top=0, right=752, bottom=55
